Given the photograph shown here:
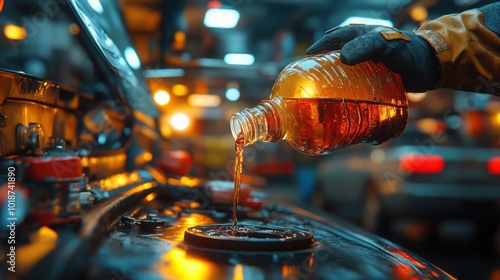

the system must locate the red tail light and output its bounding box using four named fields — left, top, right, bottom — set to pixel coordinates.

left=400, top=153, right=444, bottom=174
left=488, top=157, right=500, bottom=175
